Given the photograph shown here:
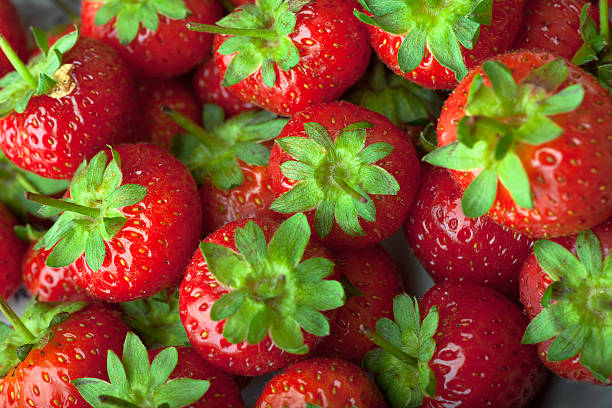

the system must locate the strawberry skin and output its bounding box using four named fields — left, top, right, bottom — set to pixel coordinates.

left=405, top=167, right=533, bottom=298
left=0, top=203, right=25, bottom=299
left=0, top=0, right=27, bottom=78
left=0, top=36, right=139, bottom=180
